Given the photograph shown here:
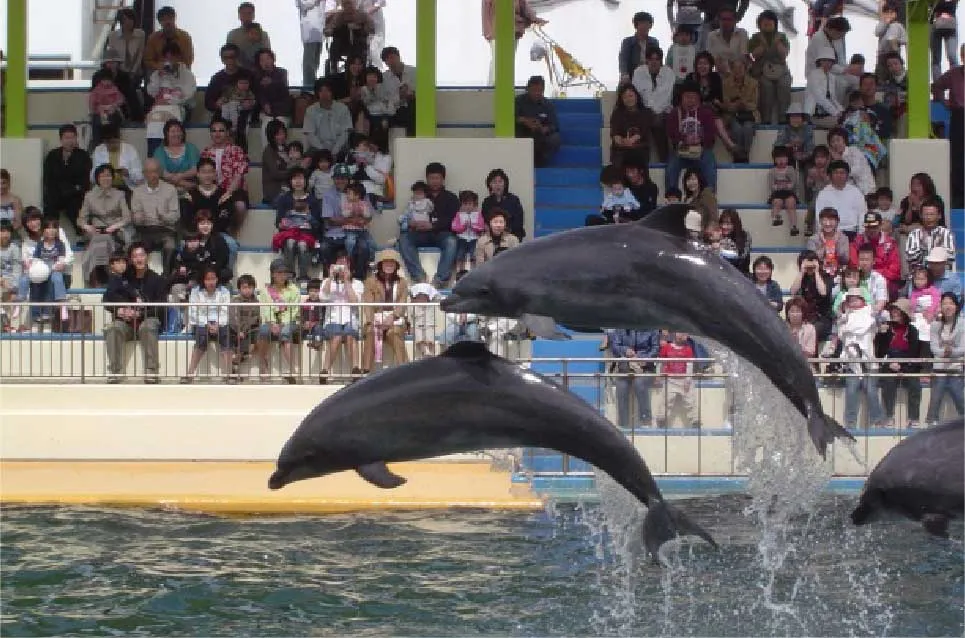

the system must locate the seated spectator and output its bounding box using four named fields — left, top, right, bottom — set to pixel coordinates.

left=767, top=146, right=800, bottom=234
left=409, top=282, right=443, bottom=358
left=318, top=164, right=354, bottom=274
left=515, top=75, right=561, bottom=167
left=475, top=209, right=520, bottom=265
left=18, top=207, right=73, bottom=271
left=681, top=168, right=717, bottom=230
left=622, top=154, right=659, bottom=218
left=303, top=78, right=353, bottom=160
left=775, top=104, right=815, bottom=169
left=838, top=91, right=887, bottom=173
left=205, top=44, right=254, bottom=119
left=880, top=52, right=907, bottom=111
left=187, top=158, right=237, bottom=269
left=228, top=2, right=271, bottom=52
left=228, top=273, right=261, bottom=380
left=609, top=84, right=652, bottom=168
left=97, top=50, right=141, bottom=124
left=718, top=208, right=752, bottom=274
left=262, top=120, right=295, bottom=205
left=655, top=331, right=699, bottom=428
left=898, top=172, right=946, bottom=231
left=872, top=186, right=899, bottom=224
left=785, top=297, right=818, bottom=359
left=338, top=182, right=376, bottom=279
left=380, top=46, right=417, bottom=137
left=837, top=287, right=885, bottom=428
left=875, top=297, right=922, bottom=428
left=721, top=58, right=758, bottom=163
left=166, top=231, right=209, bottom=311
left=827, top=127, right=876, bottom=195
left=360, top=66, right=398, bottom=153
left=91, top=124, right=143, bottom=193
left=106, top=8, right=145, bottom=90
left=88, top=69, right=127, bottom=150
left=218, top=74, right=258, bottom=152
left=80, top=165, right=133, bottom=287
left=256, top=259, right=303, bottom=383
left=319, top=251, right=365, bottom=383
left=874, top=2, right=906, bottom=78
left=684, top=51, right=724, bottom=115
left=667, top=26, right=697, bottom=82
left=752, top=256, right=783, bottom=311
left=348, top=135, right=392, bottom=204
left=452, top=190, right=485, bottom=271
left=803, top=144, right=832, bottom=236
left=200, top=120, right=250, bottom=238
left=790, top=249, right=834, bottom=341
left=237, top=22, right=271, bottom=71
left=587, top=171, right=640, bottom=226
left=815, top=160, right=865, bottom=240
left=102, top=242, right=165, bottom=384
left=23, top=219, right=70, bottom=325
left=905, top=199, right=955, bottom=271
left=664, top=187, right=683, bottom=205
left=748, top=10, right=792, bottom=125
left=665, top=82, right=718, bottom=193
left=143, top=6, right=194, bottom=73
left=153, top=120, right=200, bottom=196
left=618, top=11, right=659, bottom=84
left=0, top=222, right=20, bottom=331
left=927, top=292, right=965, bottom=424
left=307, top=150, right=335, bottom=203
left=144, top=41, right=197, bottom=155
left=42, top=124, right=92, bottom=235
left=849, top=211, right=900, bottom=298
left=398, top=162, right=459, bottom=288
left=804, top=47, right=845, bottom=128
left=302, top=278, right=327, bottom=353
left=182, top=266, right=233, bottom=383
left=922, top=246, right=963, bottom=299
left=441, top=272, right=482, bottom=347
left=131, top=159, right=180, bottom=271
left=855, top=244, right=890, bottom=316
left=195, top=210, right=233, bottom=286
left=609, top=328, right=659, bottom=429
left=361, top=249, right=410, bottom=372
left=633, top=46, right=676, bottom=162
left=857, top=73, right=893, bottom=142
left=481, top=168, right=526, bottom=240
left=253, top=49, right=293, bottom=147
left=0, top=169, right=24, bottom=231
left=272, top=167, right=322, bottom=284
left=330, top=55, right=367, bottom=131
left=706, top=7, right=748, bottom=77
